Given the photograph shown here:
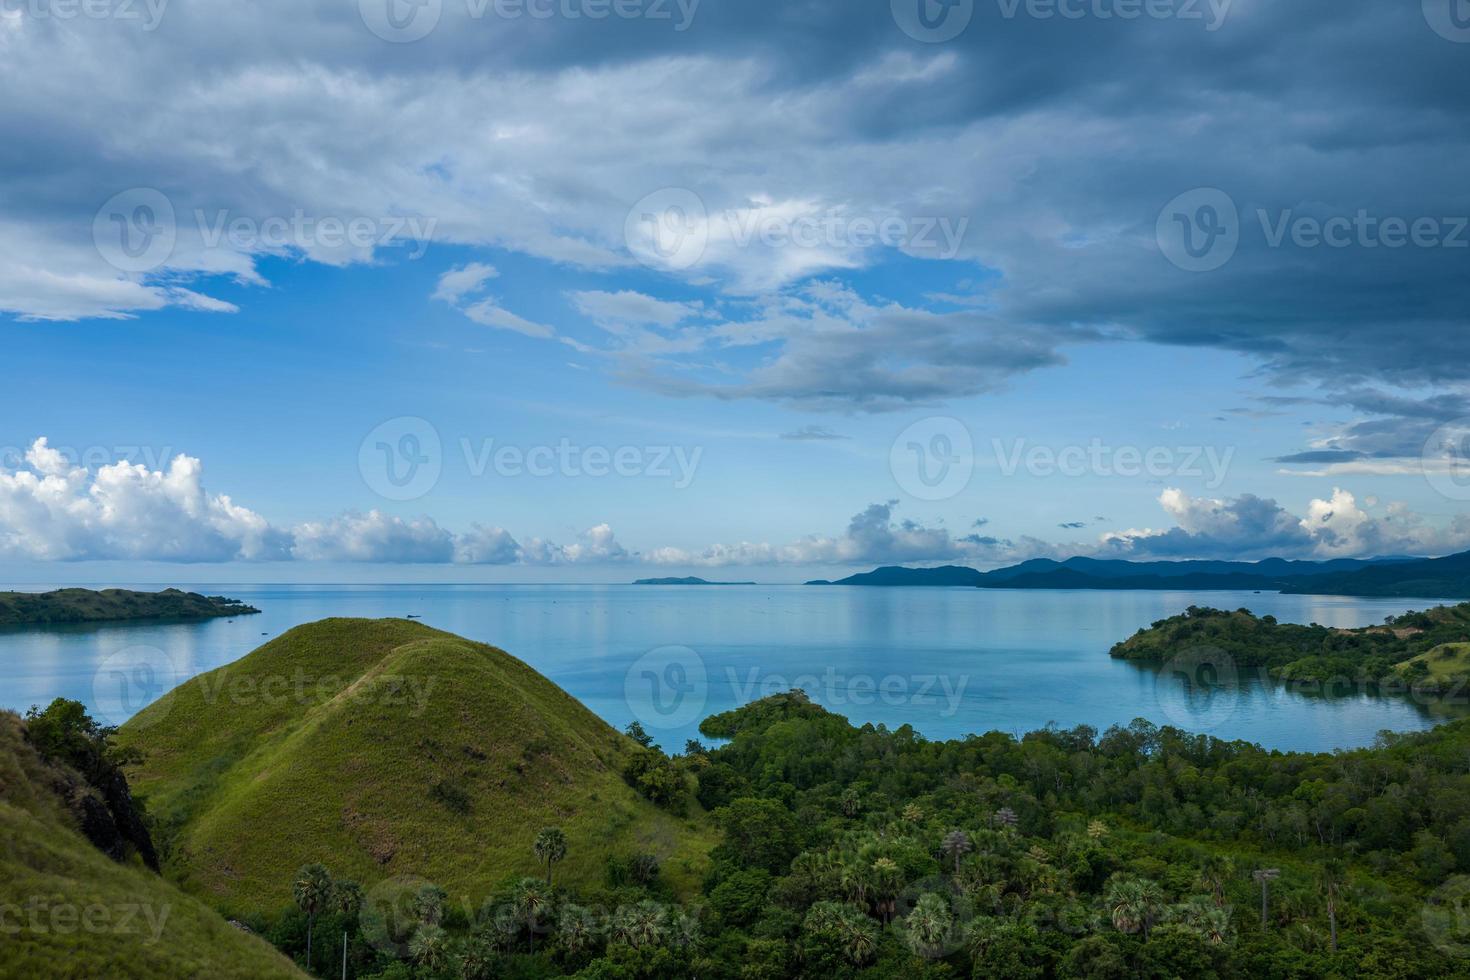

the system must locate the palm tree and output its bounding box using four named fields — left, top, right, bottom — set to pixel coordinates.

left=1168, top=895, right=1233, bottom=945
left=1320, top=860, right=1345, bottom=952
left=611, top=900, right=669, bottom=948
left=409, top=924, right=447, bottom=971
left=1106, top=876, right=1165, bottom=939
left=941, top=829, right=973, bottom=876
left=331, top=879, right=363, bottom=918
left=292, top=864, right=333, bottom=965
left=512, top=877, right=552, bottom=953
left=557, top=903, right=600, bottom=957
left=903, top=892, right=953, bottom=959
left=533, top=827, right=569, bottom=886
left=1087, top=820, right=1109, bottom=841
left=414, top=883, right=448, bottom=927
left=1196, top=854, right=1234, bottom=908
left=1253, top=868, right=1281, bottom=931
left=870, top=857, right=903, bottom=924
left=992, top=807, right=1018, bottom=831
